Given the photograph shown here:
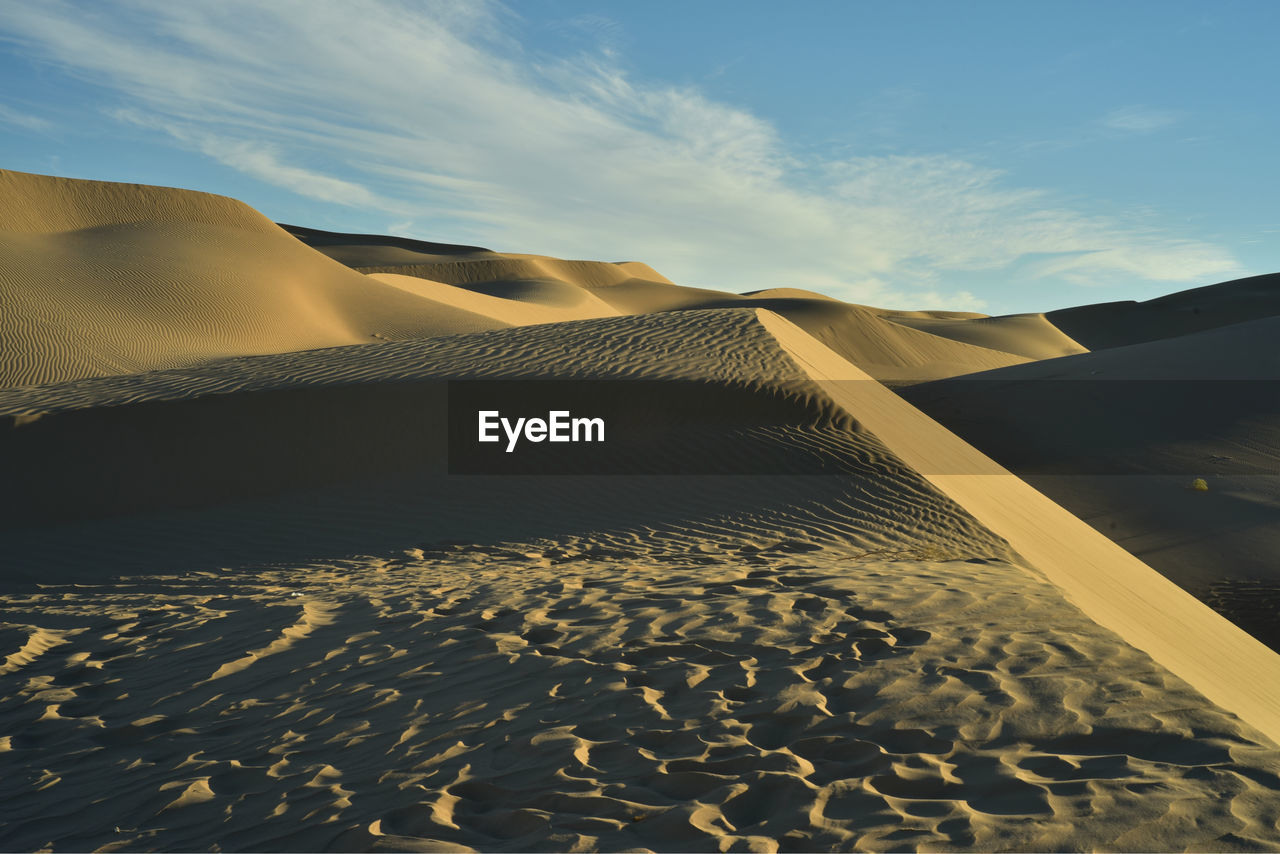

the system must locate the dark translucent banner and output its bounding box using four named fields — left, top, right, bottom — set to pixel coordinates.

left=902, top=378, right=1280, bottom=476
left=446, top=379, right=872, bottom=475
